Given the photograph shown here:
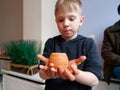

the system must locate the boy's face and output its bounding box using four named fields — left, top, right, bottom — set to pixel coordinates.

left=55, top=8, right=84, bottom=40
